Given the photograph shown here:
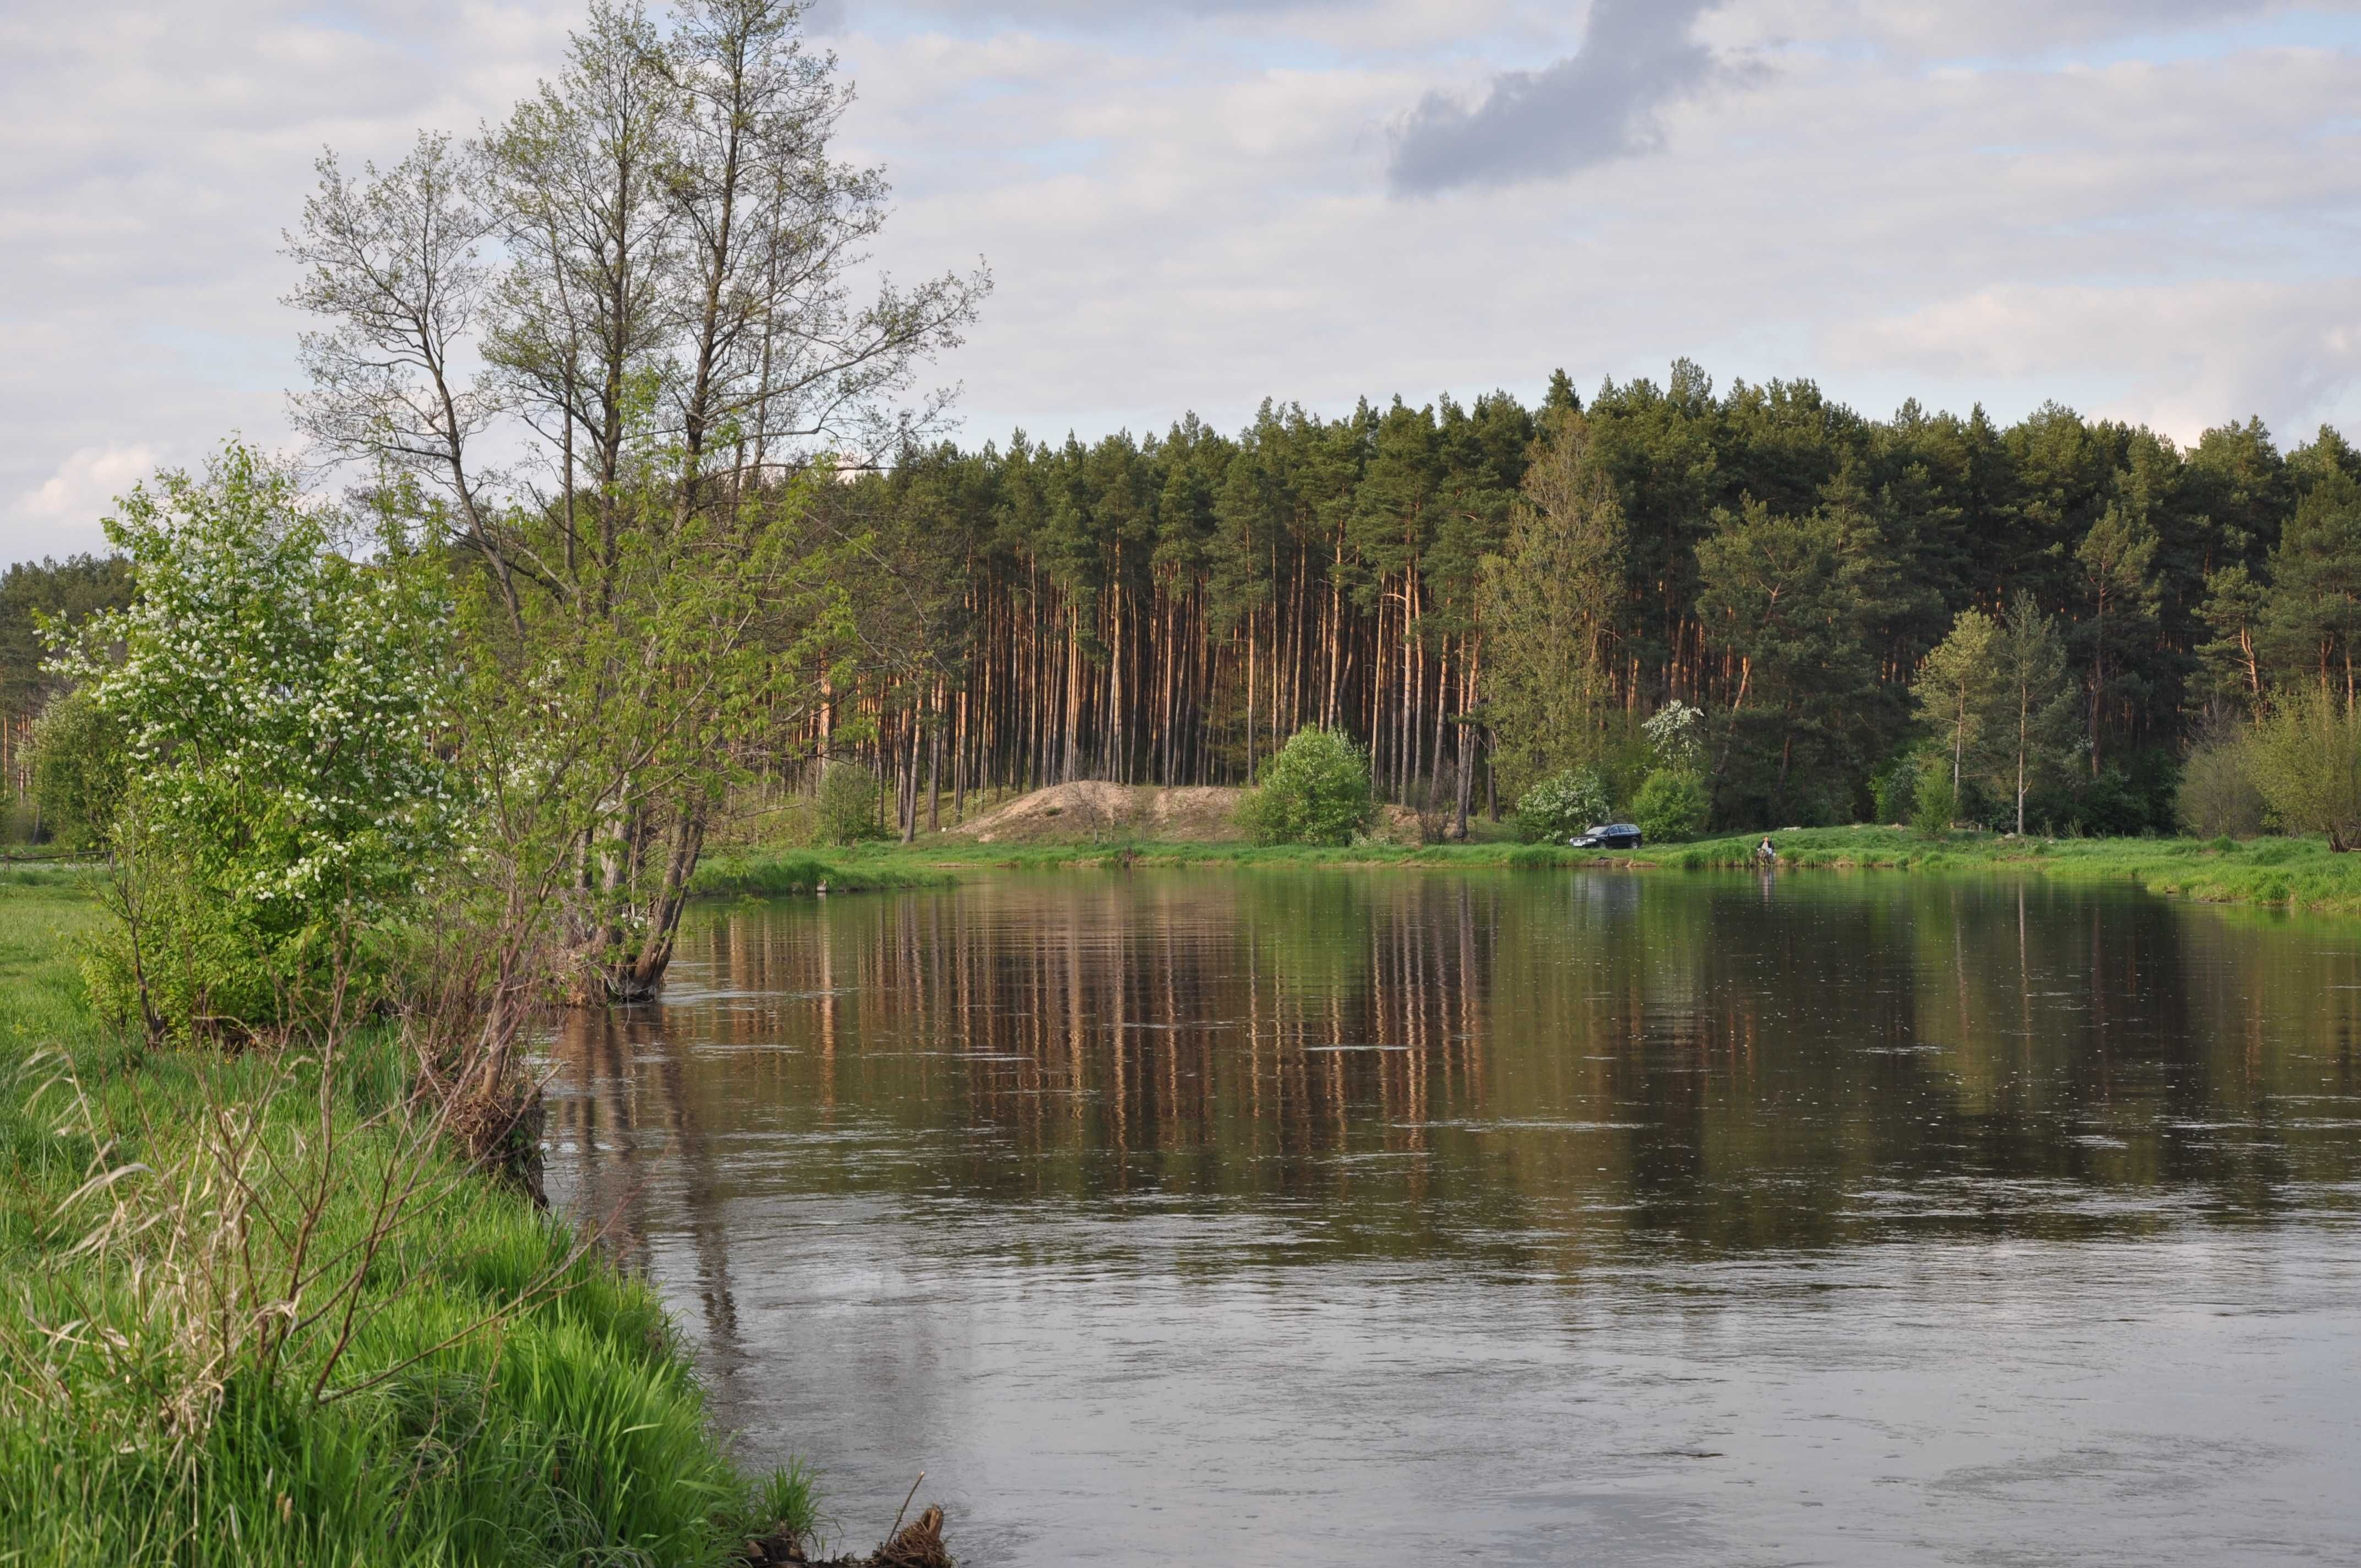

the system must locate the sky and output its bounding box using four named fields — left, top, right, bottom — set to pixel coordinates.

left=5, top=0, right=2361, bottom=566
